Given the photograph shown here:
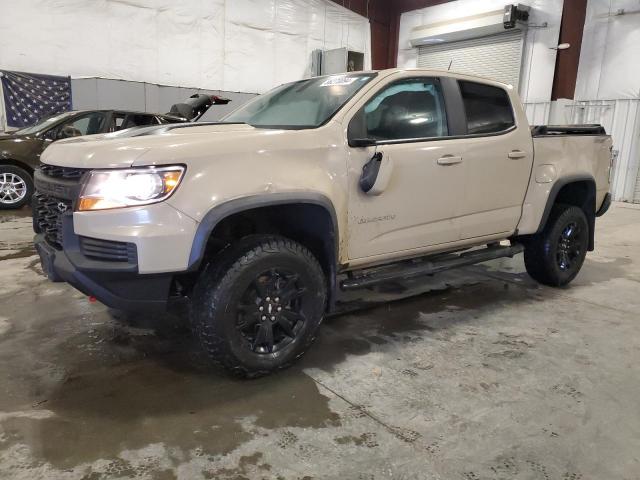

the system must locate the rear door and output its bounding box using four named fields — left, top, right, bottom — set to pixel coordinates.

left=453, top=80, right=533, bottom=239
